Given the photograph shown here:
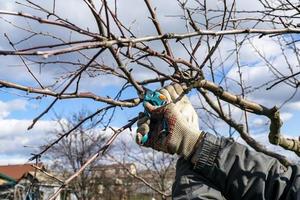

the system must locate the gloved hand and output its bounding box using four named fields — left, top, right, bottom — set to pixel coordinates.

left=136, top=83, right=204, bottom=159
